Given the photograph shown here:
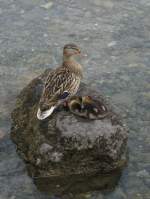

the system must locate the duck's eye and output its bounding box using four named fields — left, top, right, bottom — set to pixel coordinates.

left=67, top=48, right=78, bottom=54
